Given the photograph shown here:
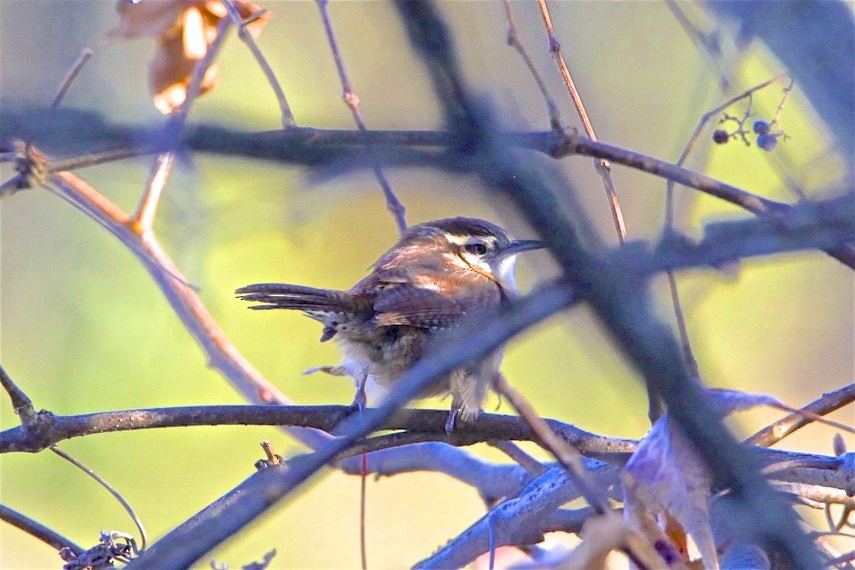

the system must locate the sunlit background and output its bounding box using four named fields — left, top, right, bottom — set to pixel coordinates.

left=1, top=2, right=852, bottom=568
